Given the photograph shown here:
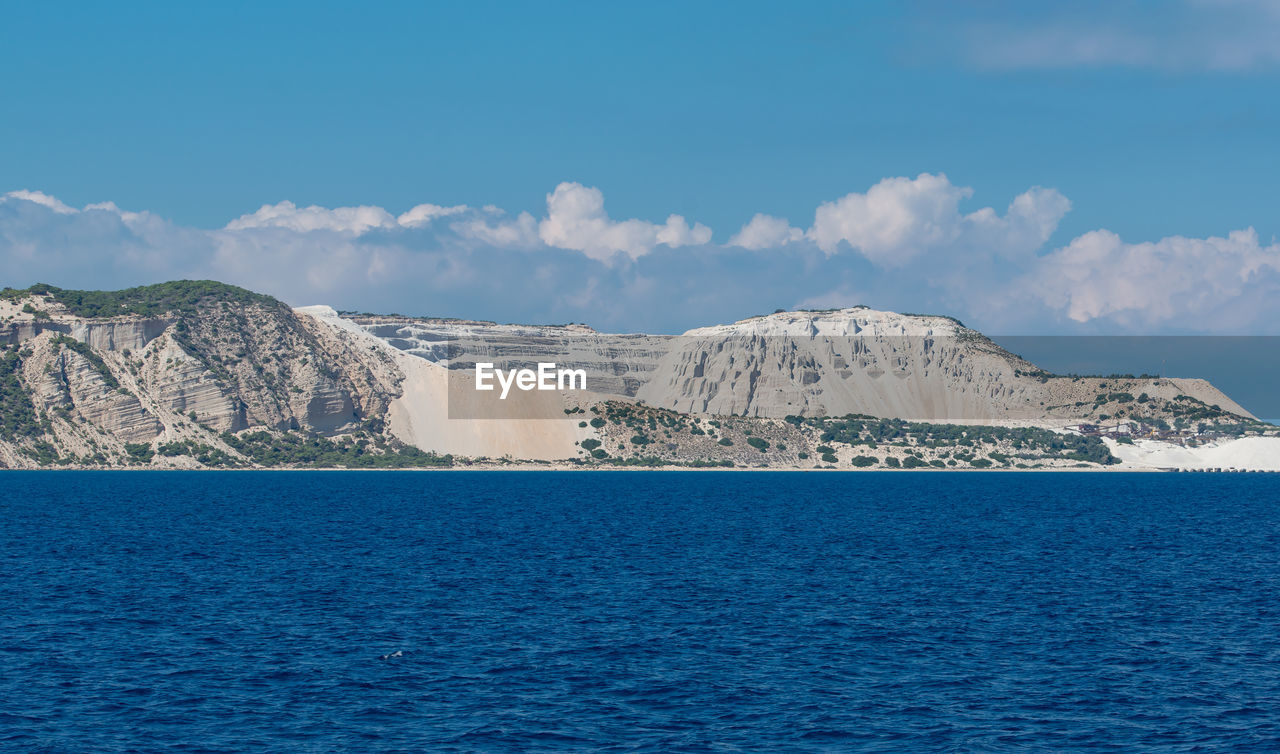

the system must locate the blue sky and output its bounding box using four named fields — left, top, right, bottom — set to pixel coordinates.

left=2, top=0, right=1280, bottom=333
